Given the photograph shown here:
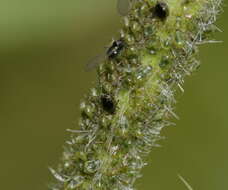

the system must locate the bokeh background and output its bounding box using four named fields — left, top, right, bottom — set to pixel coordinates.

left=0, top=1, right=227, bottom=189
